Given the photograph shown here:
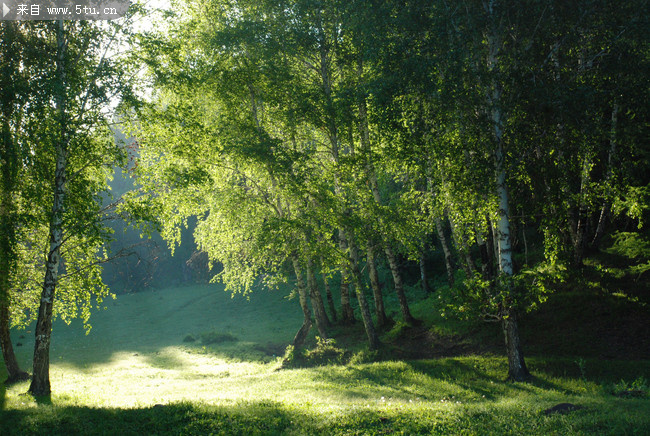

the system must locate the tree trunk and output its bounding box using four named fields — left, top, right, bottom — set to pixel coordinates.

left=338, top=231, right=355, bottom=324
left=30, top=20, right=67, bottom=396
left=306, top=258, right=330, bottom=335
left=435, top=216, right=455, bottom=287
left=477, top=230, right=494, bottom=280
left=291, top=257, right=312, bottom=349
left=367, top=243, right=390, bottom=328
left=484, top=216, right=497, bottom=276
left=0, top=20, right=30, bottom=386
left=348, top=238, right=379, bottom=350
left=486, top=0, right=529, bottom=381
left=569, top=155, right=591, bottom=268
left=321, top=269, right=338, bottom=323
left=356, top=60, right=417, bottom=325
left=419, top=246, right=431, bottom=294
left=591, top=103, right=619, bottom=249
left=0, top=303, right=29, bottom=384
left=449, top=214, right=476, bottom=278
left=383, top=245, right=419, bottom=325
left=502, top=310, right=530, bottom=381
